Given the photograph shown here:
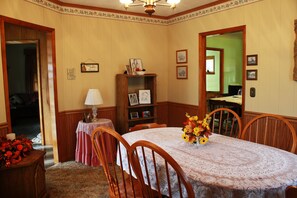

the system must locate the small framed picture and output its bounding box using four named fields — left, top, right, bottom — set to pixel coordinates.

left=139, top=90, right=151, bottom=104
left=128, top=93, right=139, bottom=106
left=129, top=58, right=143, bottom=72
left=247, top=54, right=258, bottom=66
left=81, top=63, right=99, bottom=72
left=176, top=66, right=188, bottom=79
left=176, top=49, right=188, bottom=64
left=247, top=70, right=258, bottom=80
left=130, top=112, right=139, bottom=119
left=142, top=111, right=151, bottom=118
